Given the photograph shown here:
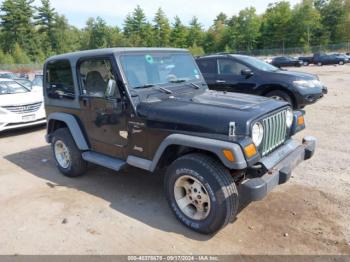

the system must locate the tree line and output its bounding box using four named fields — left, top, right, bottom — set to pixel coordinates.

left=0, top=0, right=349, bottom=64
